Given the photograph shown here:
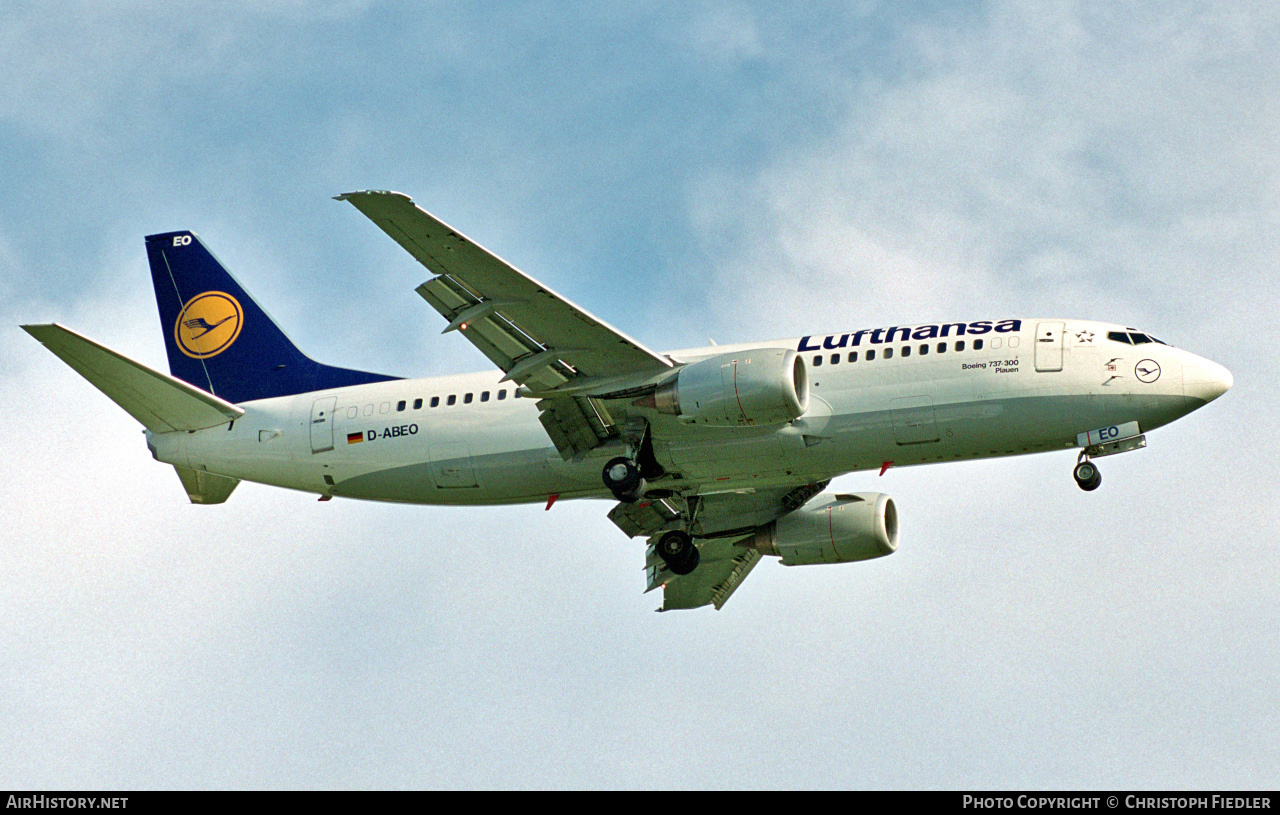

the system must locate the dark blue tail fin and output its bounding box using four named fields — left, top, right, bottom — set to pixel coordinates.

left=146, top=231, right=399, bottom=404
